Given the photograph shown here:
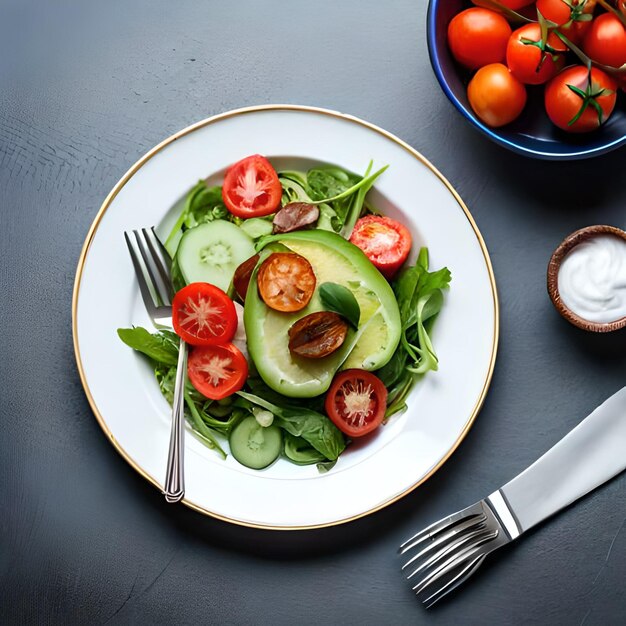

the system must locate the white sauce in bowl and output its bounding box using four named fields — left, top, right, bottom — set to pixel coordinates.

left=558, top=234, right=626, bottom=324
